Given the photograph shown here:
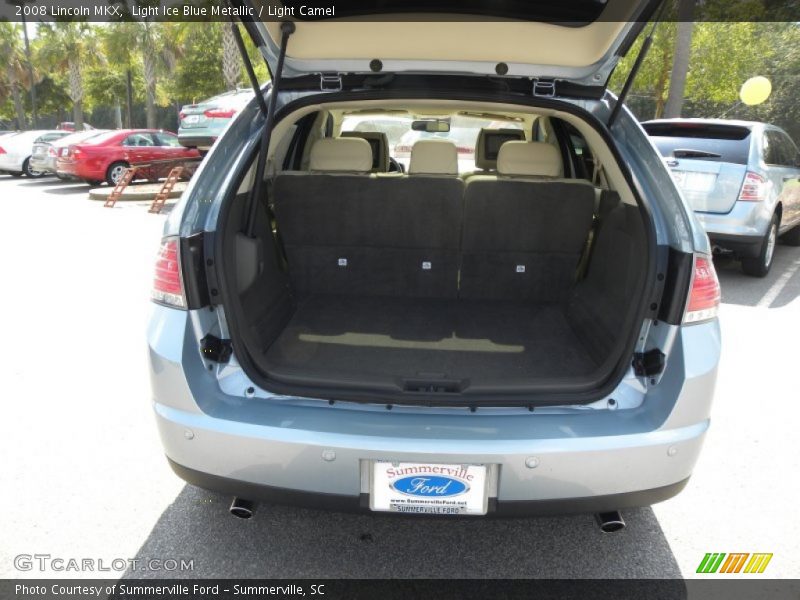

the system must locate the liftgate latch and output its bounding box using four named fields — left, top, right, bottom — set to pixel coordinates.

left=632, top=349, right=666, bottom=377
left=201, top=335, right=232, bottom=364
